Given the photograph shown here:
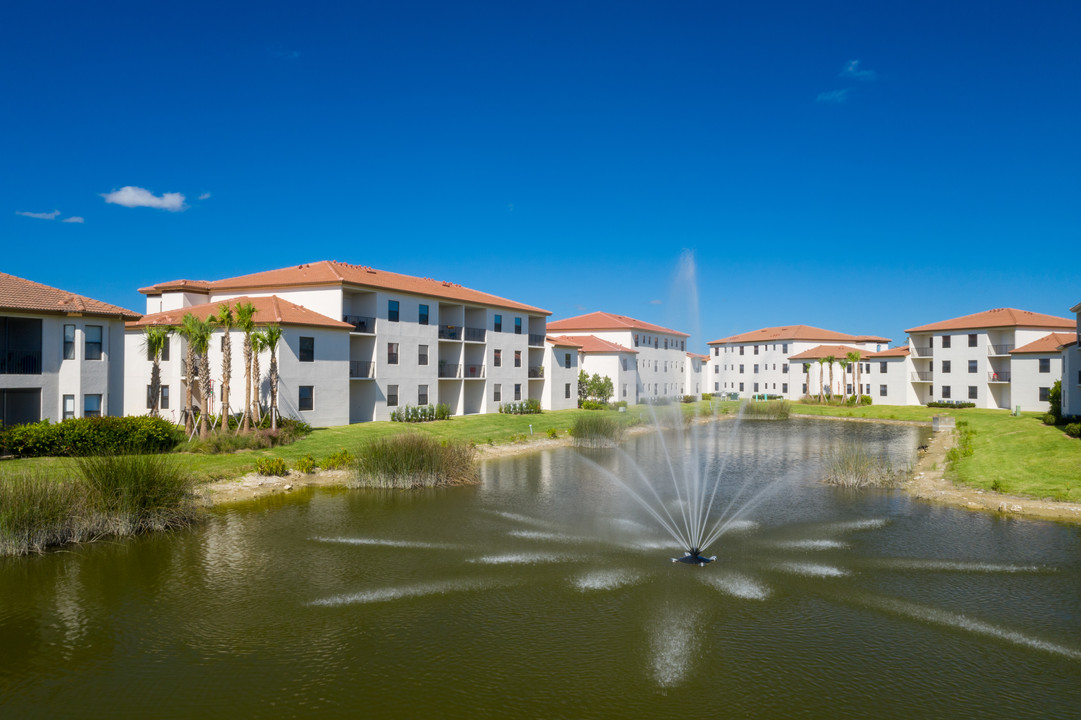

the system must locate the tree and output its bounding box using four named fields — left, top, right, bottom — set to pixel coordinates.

left=838, top=358, right=849, bottom=403
left=824, top=355, right=836, bottom=401
left=802, top=363, right=811, bottom=397
left=1049, top=379, right=1062, bottom=421
left=817, top=358, right=827, bottom=402
left=212, top=304, right=235, bottom=429
left=234, top=302, right=257, bottom=432
left=142, top=326, right=172, bottom=417
left=261, top=324, right=283, bottom=430
left=176, top=313, right=202, bottom=435
left=251, top=330, right=265, bottom=425
left=590, top=373, right=614, bottom=404
left=578, top=370, right=590, bottom=406
left=847, top=351, right=862, bottom=403
left=185, top=315, right=214, bottom=439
